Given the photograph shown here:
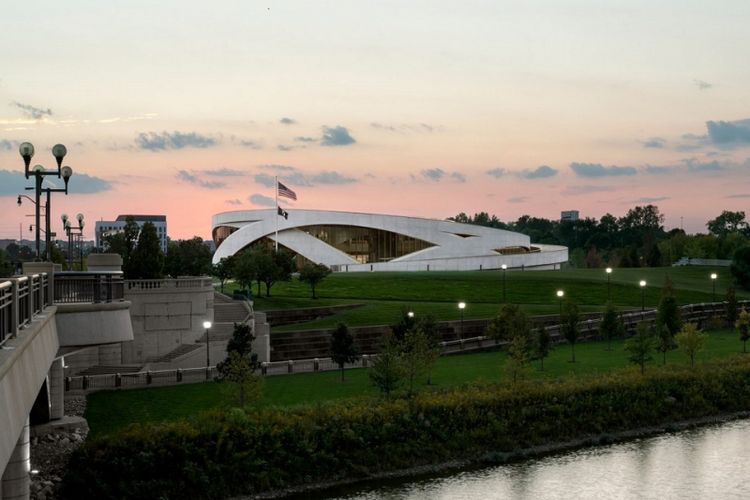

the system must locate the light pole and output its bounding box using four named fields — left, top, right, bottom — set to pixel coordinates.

left=407, top=311, right=414, bottom=319
left=62, top=213, right=85, bottom=270
left=203, top=320, right=212, bottom=379
left=710, top=273, right=717, bottom=303
left=501, top=264, right=507, bottom=303
left=556, top=290, right=564, bottom=320
left=605, top=267, right=612, bottom=302
left=458, top=302, right=466, bottom=340
left=639, top=280, right=647, bottom=313
left=18, top=143, right=73, bottom=261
